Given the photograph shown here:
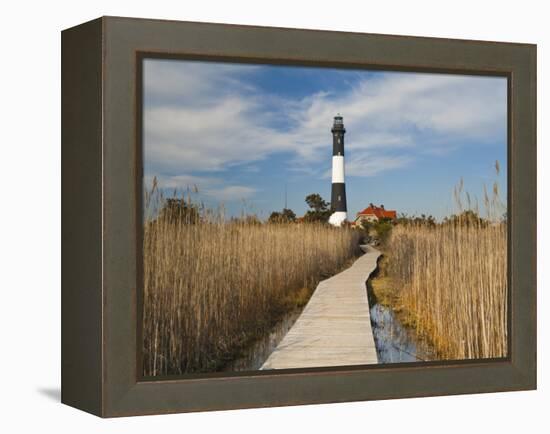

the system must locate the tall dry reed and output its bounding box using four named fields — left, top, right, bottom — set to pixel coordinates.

left=386, top=168, right=507, bottom=360
left=387, top=223, right=507, bottom=359
left=142, top=189, right=361, bottom=376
